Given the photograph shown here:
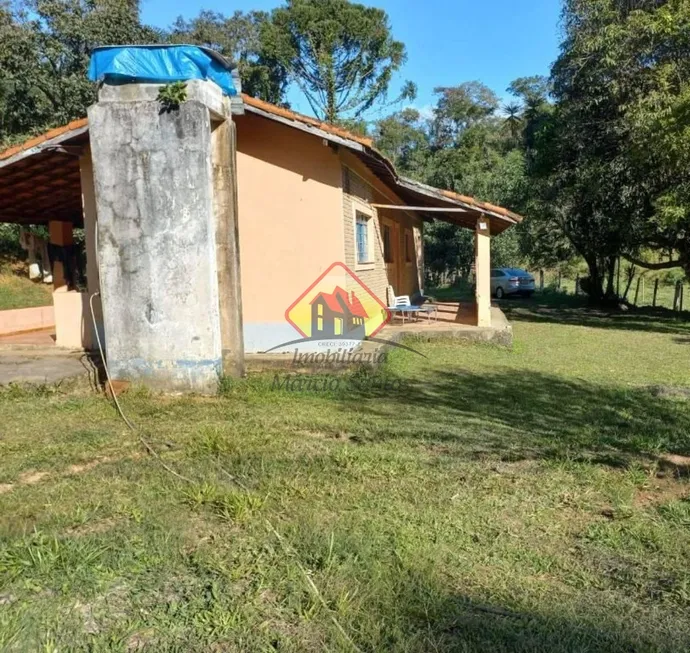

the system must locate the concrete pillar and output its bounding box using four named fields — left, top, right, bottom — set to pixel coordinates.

left=475, top=217, right=491, bottom=328
left=212, top=119, right=245, bottom=377
left=70, top=146, right=101, bottom=351
left=87, top=79, right=243, bottom=393
left=48, top=220, right=74, bottom=291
